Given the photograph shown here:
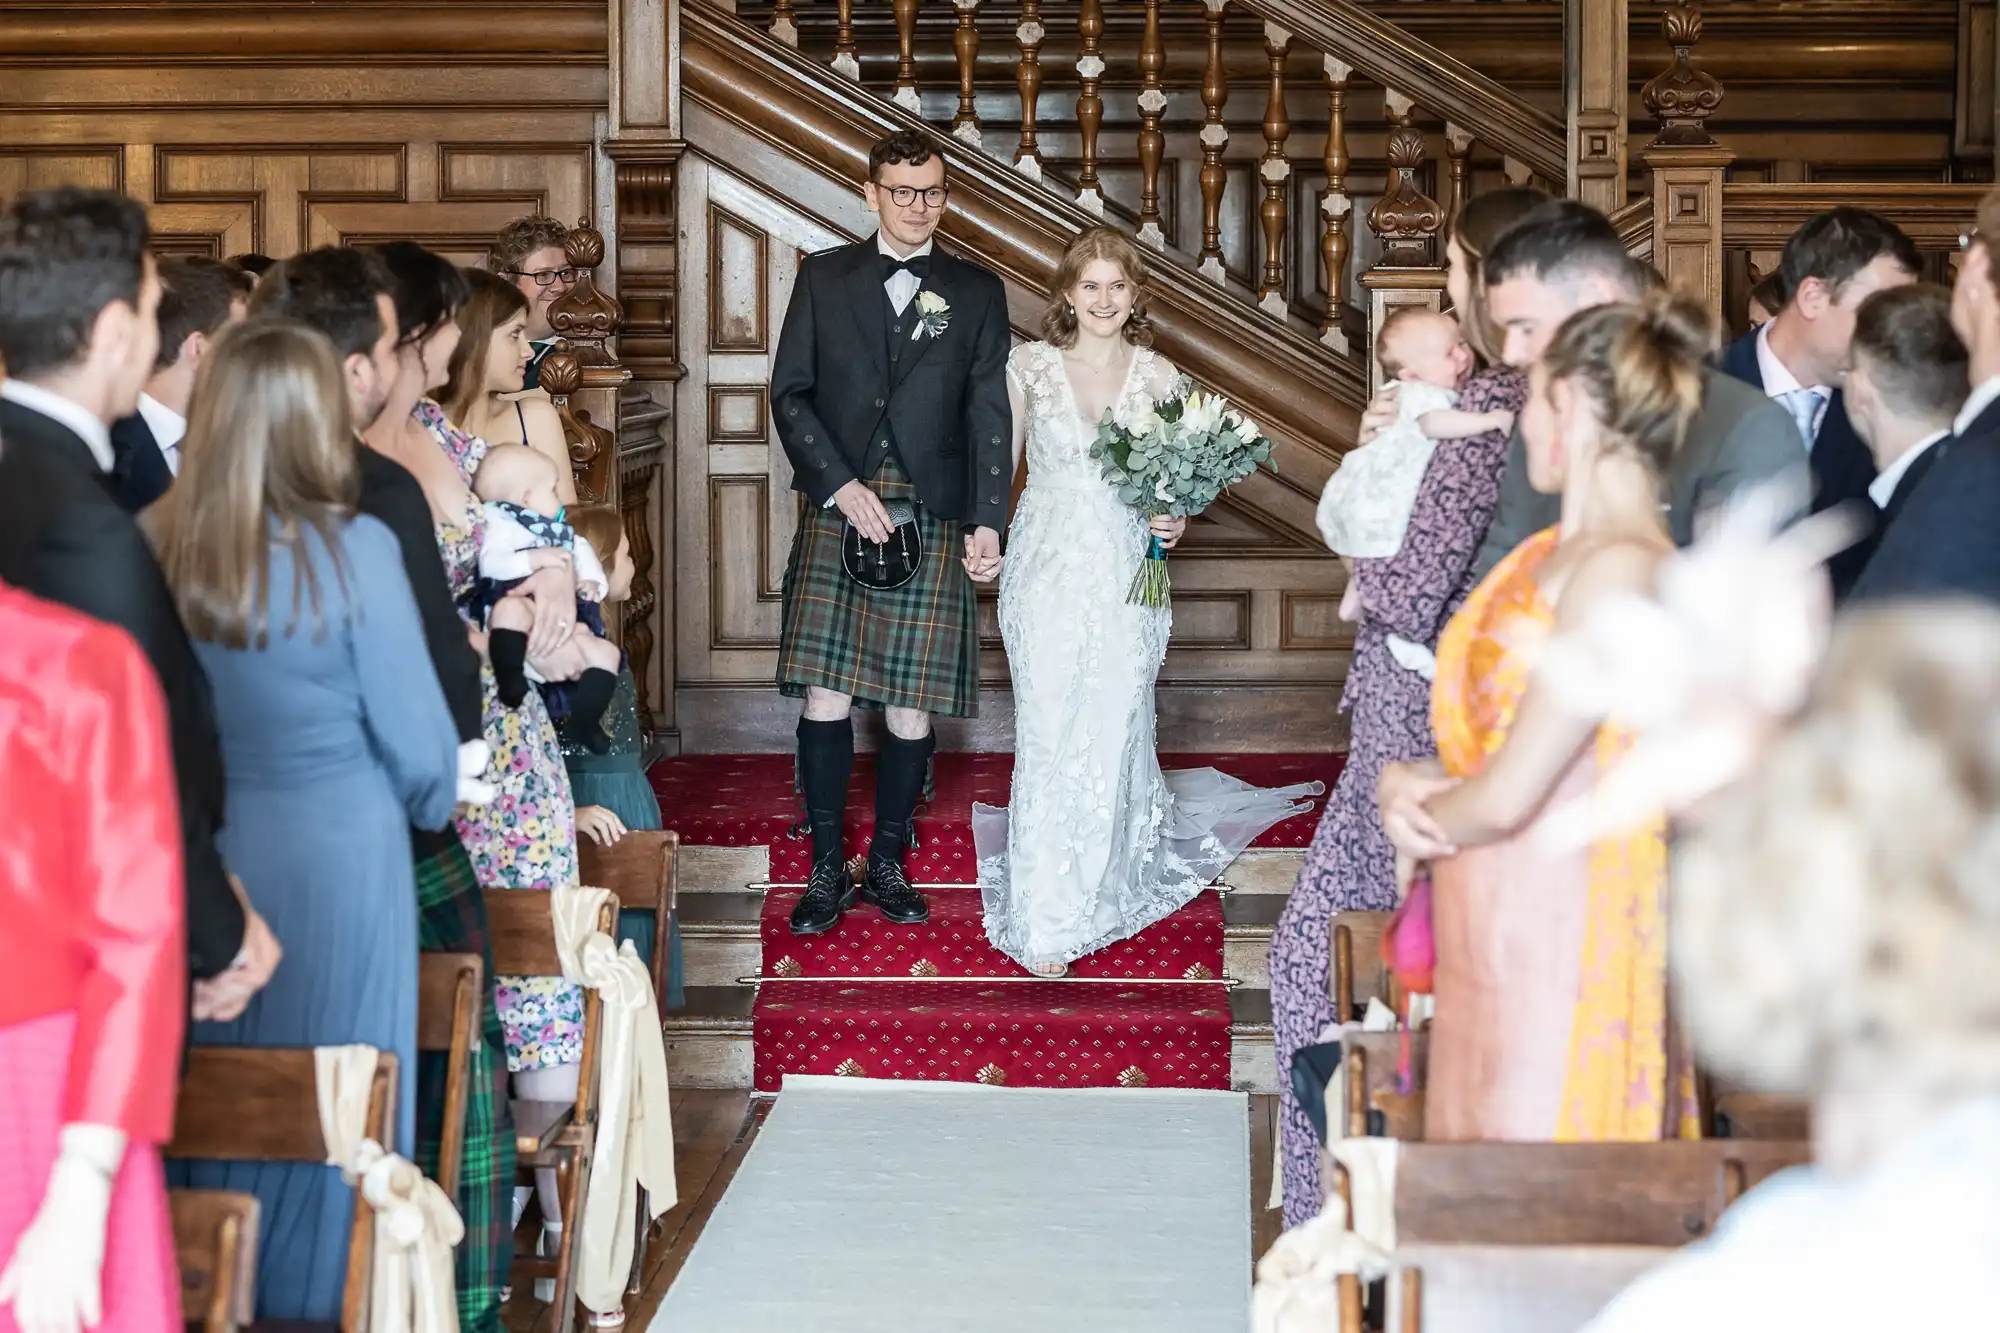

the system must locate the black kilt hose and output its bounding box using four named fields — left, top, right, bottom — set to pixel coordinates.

left=777, top=456, right=981, bottom=717
left=768, top=236, right=1014, bottom=720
